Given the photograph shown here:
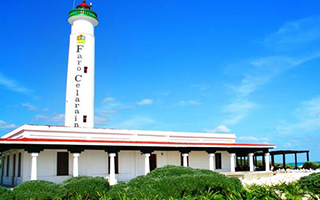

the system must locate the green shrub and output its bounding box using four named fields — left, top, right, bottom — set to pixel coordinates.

left=0, top=186, right=13, bottom=200
left=273, top=182, right=306, bottom=199
left=108, top=165, right=243, bottom=200
left=286, top=165, right=295, bottom=169
left=298, top=172, right=320, bottom=195
left=13, top=180, right=67, bottom=200
left=62, top=176, right=109, bottom=200
left=302, top=161, right=319, bottom=170
left=246, top=184, right=282, bottom=200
